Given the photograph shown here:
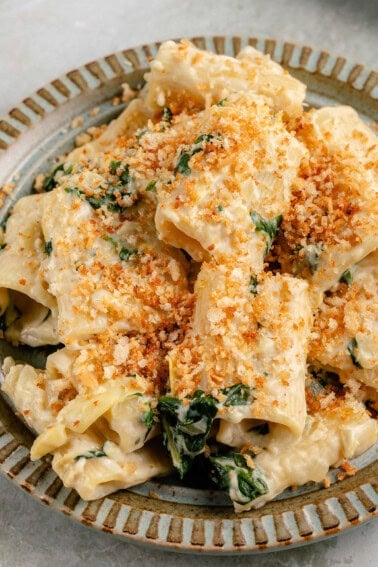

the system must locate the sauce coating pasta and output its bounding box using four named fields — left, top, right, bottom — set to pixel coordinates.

left=0, top=40, right=377, bottom=511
